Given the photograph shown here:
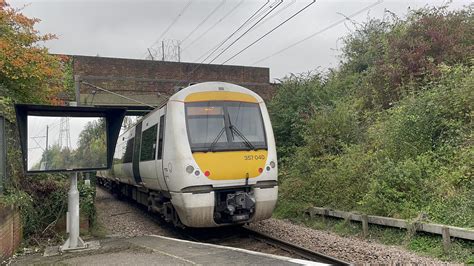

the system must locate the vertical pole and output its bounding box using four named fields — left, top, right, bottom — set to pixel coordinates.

left=69, top=172, right=80, bottom=248
left=0, top=116, right=5, bottom=195
left=178, top=45, right=181, bottom=62
left=362, top=214, right=369, bottom=238
left=162, top=41, right=165, bottom=61
left=322, top=208, right=328, bottom=223
left=442, top=227, right=451, bottom=253
left=61, top=172, right=85, bottom=251
left=74, top=75, right=81, bottom=106
left=85, top=172, right=90, bottom=187
left=147, top=48, right=154, bottom=60
left=45, top=125, right=49, bottom=170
